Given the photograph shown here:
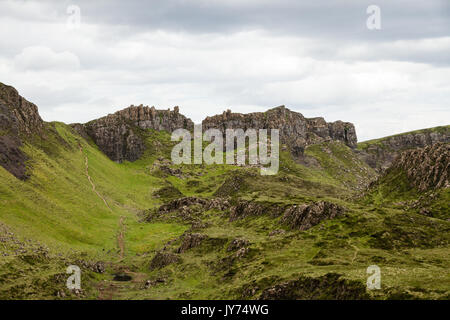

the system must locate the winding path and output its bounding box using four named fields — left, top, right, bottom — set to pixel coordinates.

left=79, top=145, right=125, bottom=259
left=117, top=216, right=126, bottom=260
